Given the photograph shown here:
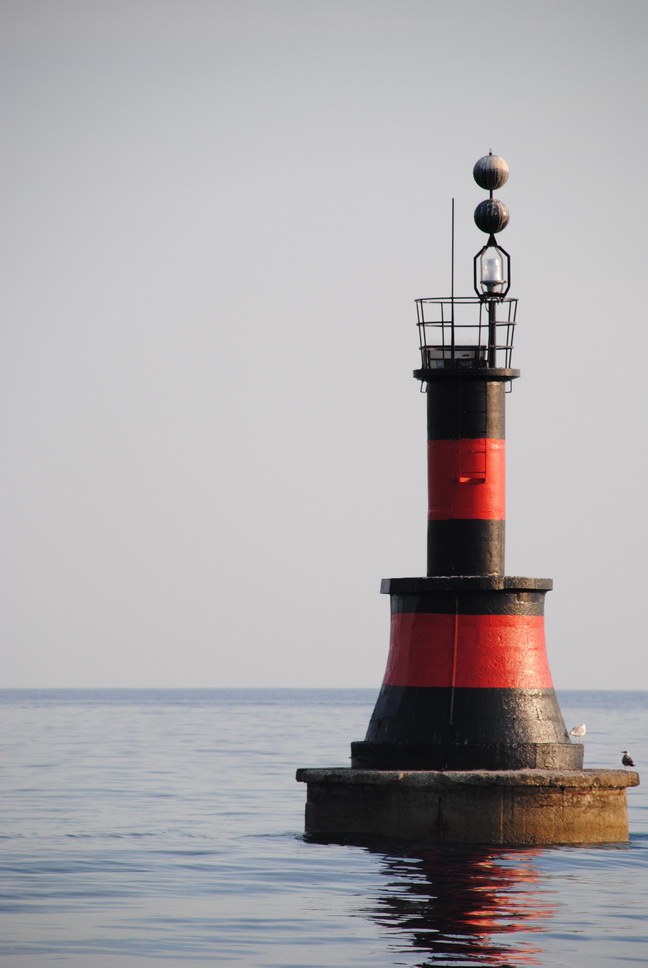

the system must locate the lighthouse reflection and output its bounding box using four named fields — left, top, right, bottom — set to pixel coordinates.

left=362, top=846, right=555, bottom=966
